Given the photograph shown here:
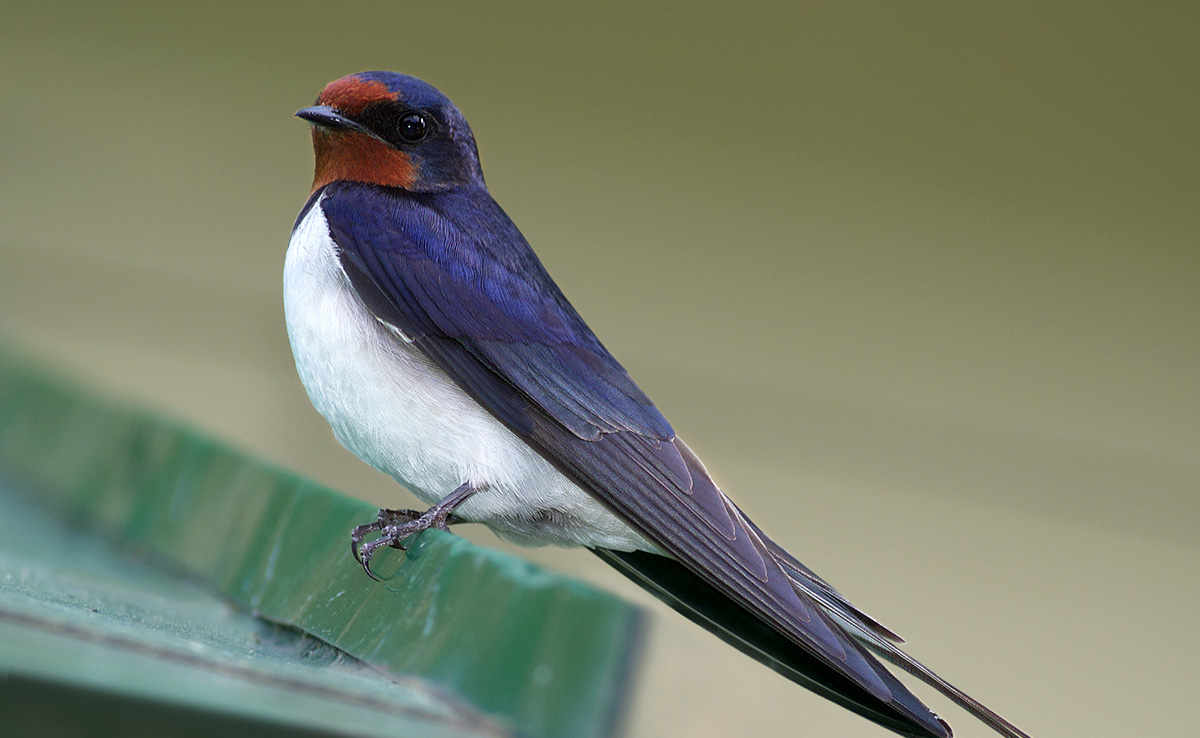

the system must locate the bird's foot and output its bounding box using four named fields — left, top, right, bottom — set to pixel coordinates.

left=350, top=482, right=479, bottom=580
